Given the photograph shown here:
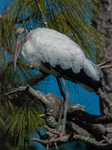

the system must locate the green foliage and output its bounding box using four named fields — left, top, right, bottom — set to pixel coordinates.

left=0, top=61, right=45, bottom=148
left=3, top=101, right=45, bottom=147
